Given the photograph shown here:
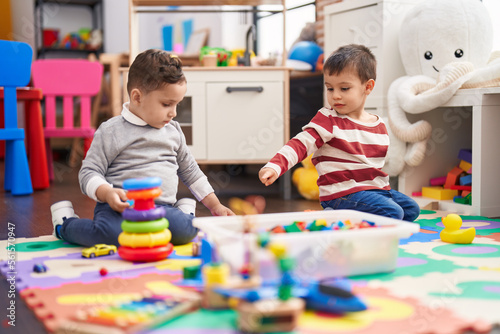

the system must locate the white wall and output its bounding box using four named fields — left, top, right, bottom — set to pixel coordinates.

left=10, top=0, right=35, bottom=53
left=483, top=0, right=500, bottom=51
left=103, top=0, right=129, bottom=53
